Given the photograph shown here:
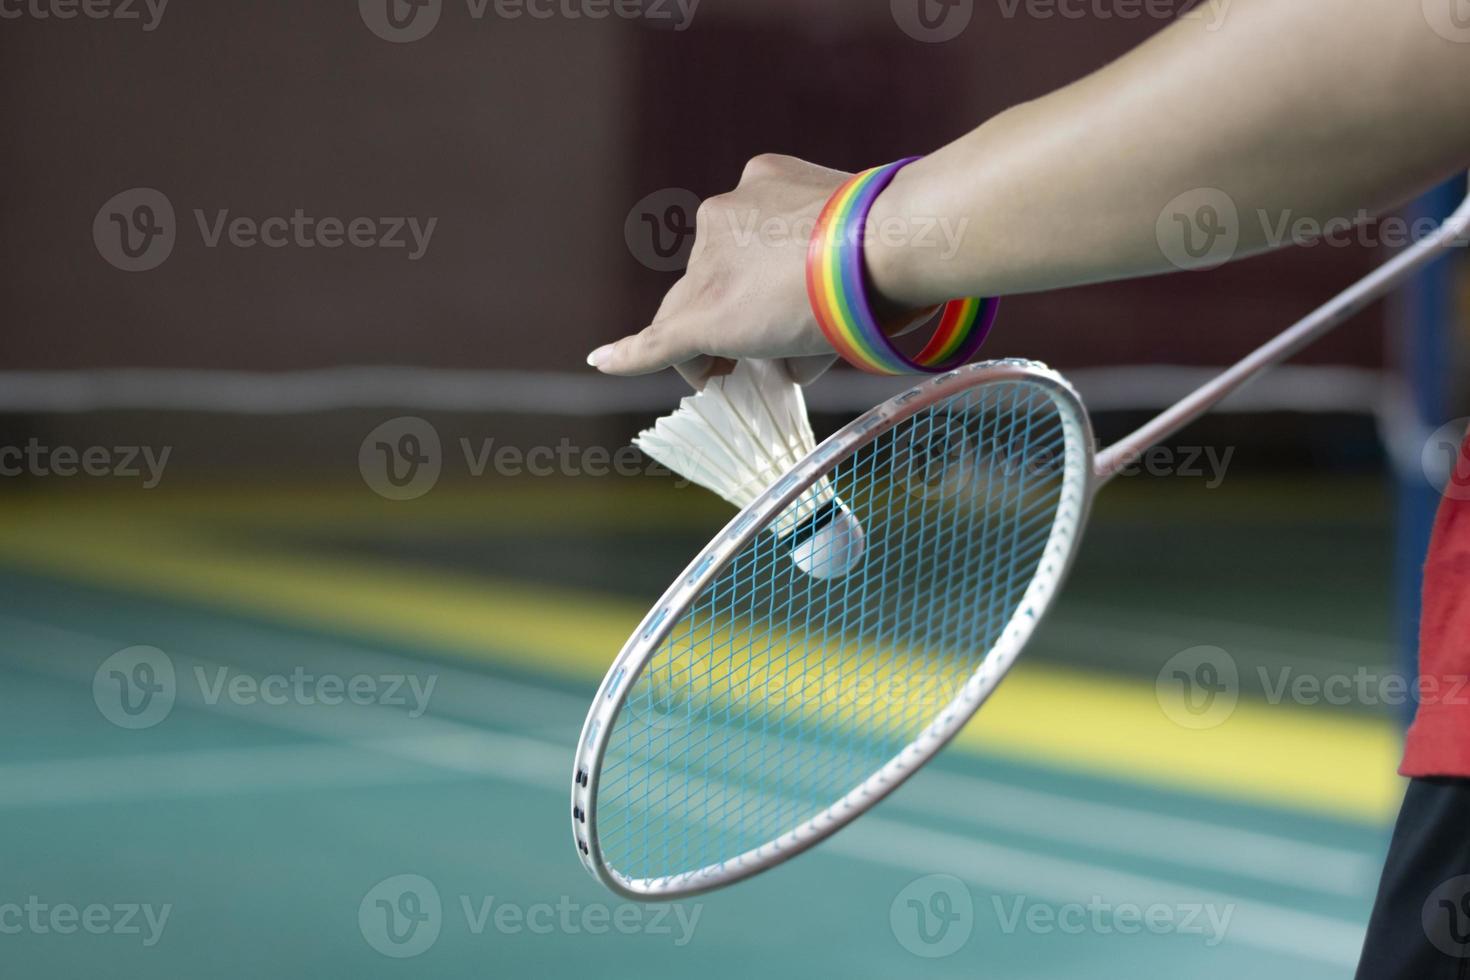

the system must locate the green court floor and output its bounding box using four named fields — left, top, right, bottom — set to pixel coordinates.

left=0, top=478, right=1403, bottom=978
